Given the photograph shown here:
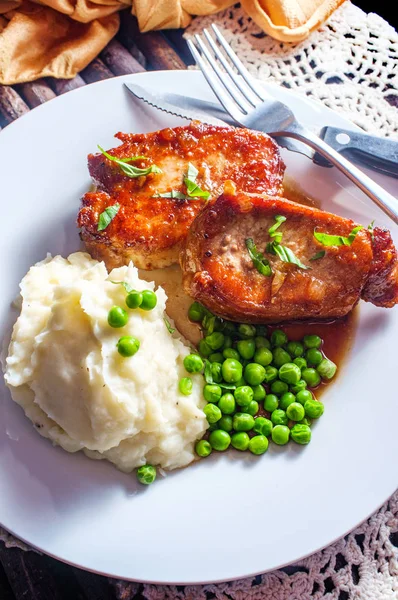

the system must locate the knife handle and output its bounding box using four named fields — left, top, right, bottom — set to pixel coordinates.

left=313, top=127, right=398, bottom=178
